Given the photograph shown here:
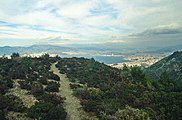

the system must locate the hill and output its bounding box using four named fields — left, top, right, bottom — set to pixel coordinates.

left=0, top=45, right=74, bottom=55
left=56, top=57, right=182, bottom=120
left=147, top=51, right=182, bottom=81
left=0, top=54, right=182, bottom=119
